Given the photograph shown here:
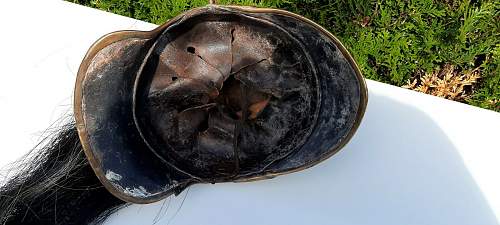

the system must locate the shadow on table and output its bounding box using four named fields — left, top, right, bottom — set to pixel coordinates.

left=105, top=93, right=499, bottom=225
left=327, top=92, right=499, bottom=225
